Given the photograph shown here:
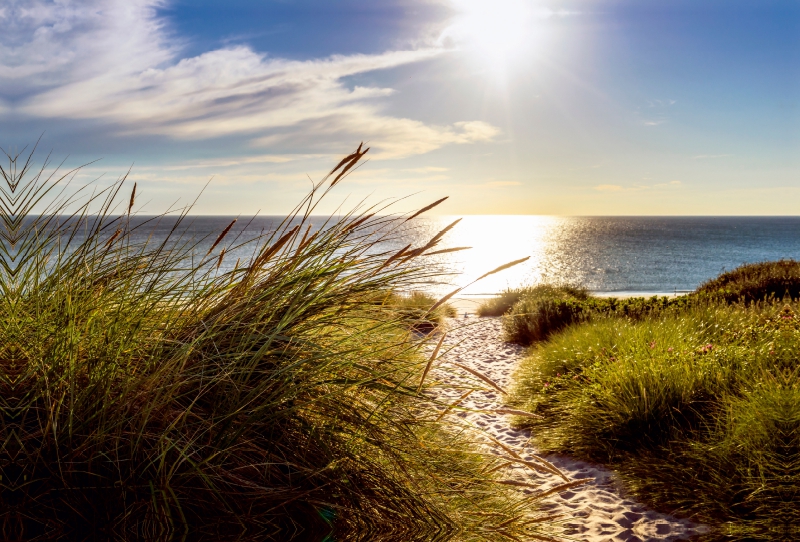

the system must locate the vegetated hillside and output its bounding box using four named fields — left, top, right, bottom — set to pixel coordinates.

left=506, top=266, right=800, bottom=540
